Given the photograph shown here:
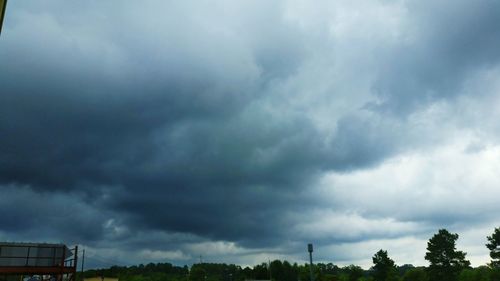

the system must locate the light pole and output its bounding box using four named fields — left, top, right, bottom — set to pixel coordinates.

left=0, top=0, right=7, bottom=35
left=307, top=244, right=314, bottom=281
